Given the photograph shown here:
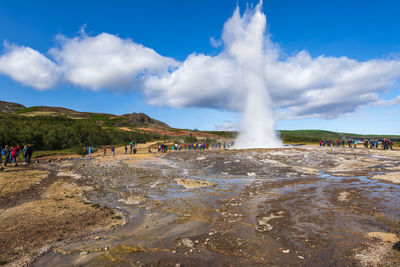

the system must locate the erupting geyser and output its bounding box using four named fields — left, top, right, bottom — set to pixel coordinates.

left=234, top=83, right=282, bottom=148
left=223, top=1, right=281, bottom=148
